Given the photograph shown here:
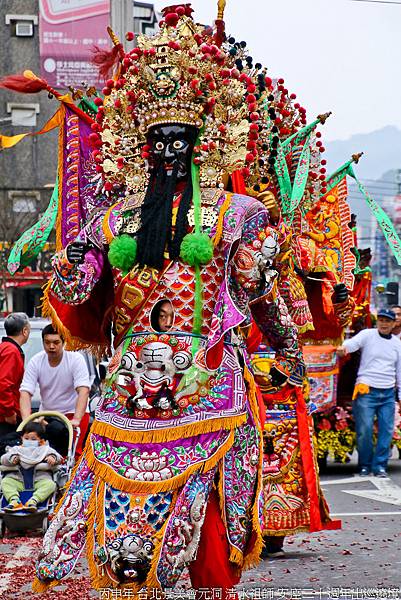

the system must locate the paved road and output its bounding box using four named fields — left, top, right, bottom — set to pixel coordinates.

left=239, top=450, right=401, bottom=599
left=1, top=451, right=401, bottom=599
